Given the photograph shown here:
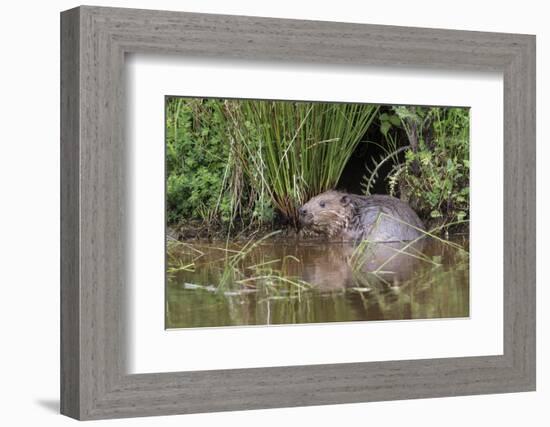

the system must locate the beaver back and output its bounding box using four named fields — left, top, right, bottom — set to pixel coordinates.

left=347, top=194, right=425, bottom=242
